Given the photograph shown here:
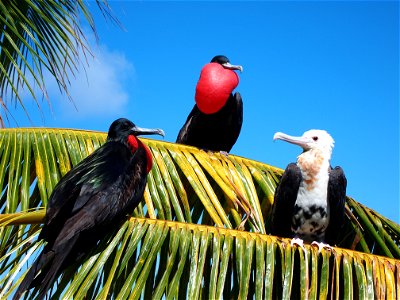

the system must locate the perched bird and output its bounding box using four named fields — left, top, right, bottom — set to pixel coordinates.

left=13, top=118, right=164, bottom=299
left=176, top=55, right=243, bottom=153
left=270, top=130, right=347, bottom=250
